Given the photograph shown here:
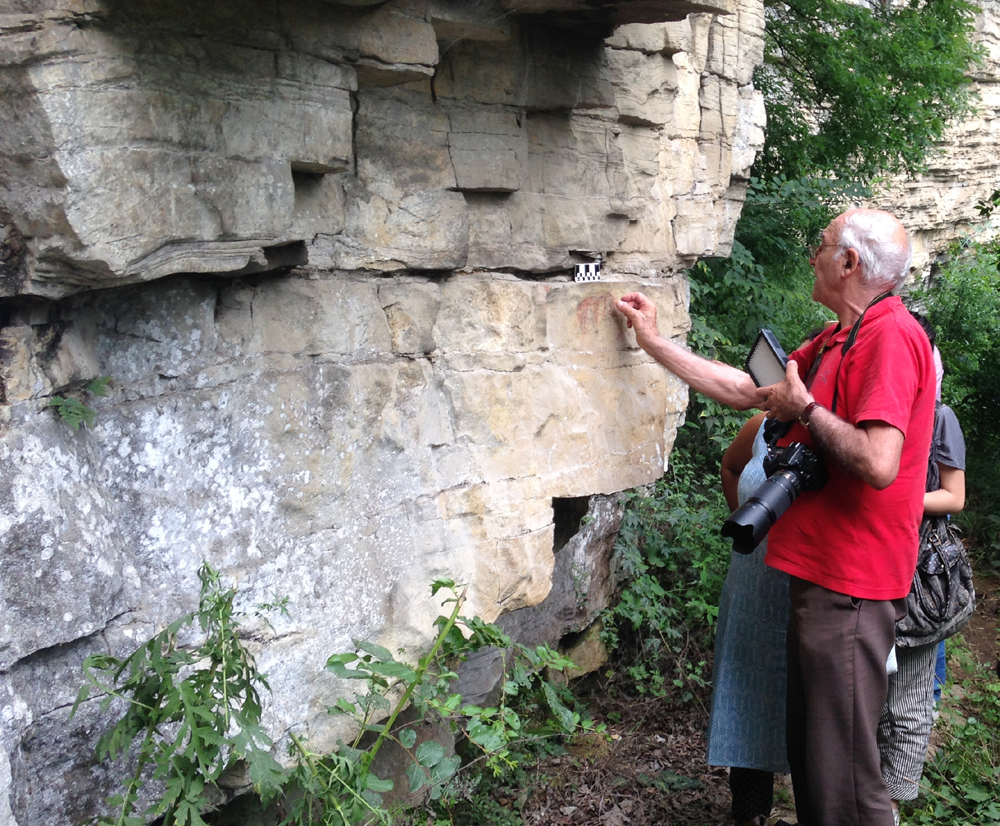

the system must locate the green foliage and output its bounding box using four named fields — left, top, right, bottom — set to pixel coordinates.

left=917, top=240, right=1000, bottom=448
left=912, top=238, right=1000, bottom=565
left=416, top=728, right=567, bottom=826
left=602, top=453, right=732, bottom=701
left=72, top=563, right=288, bottom=826
left=78, top=575, right=598, bottom=826
left=904, top=637, right=1000, bottom=825
left=282, top=579, right=602, bottom=825
left=757, top=0, right=981, bottom=181
left=49, top=375, right=112, bottom=430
